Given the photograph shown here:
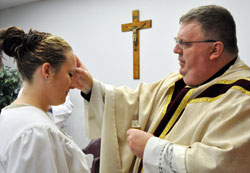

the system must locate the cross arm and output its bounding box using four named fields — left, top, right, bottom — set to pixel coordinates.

left=121, top=20, right=152, bottom=32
